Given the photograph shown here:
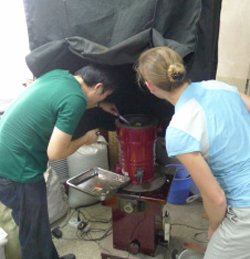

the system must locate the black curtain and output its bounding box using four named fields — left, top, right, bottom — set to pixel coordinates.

left=22, top=0, right=222, bottom=137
